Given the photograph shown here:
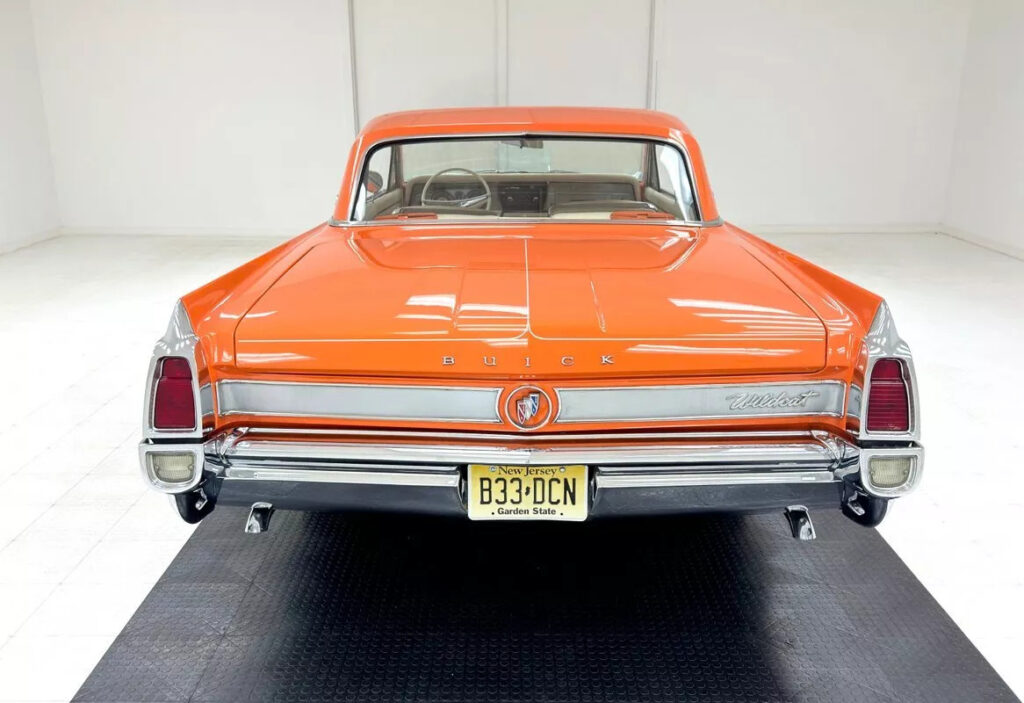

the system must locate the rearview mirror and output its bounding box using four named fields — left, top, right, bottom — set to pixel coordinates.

left=499, top=138, right=543, bottom=149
